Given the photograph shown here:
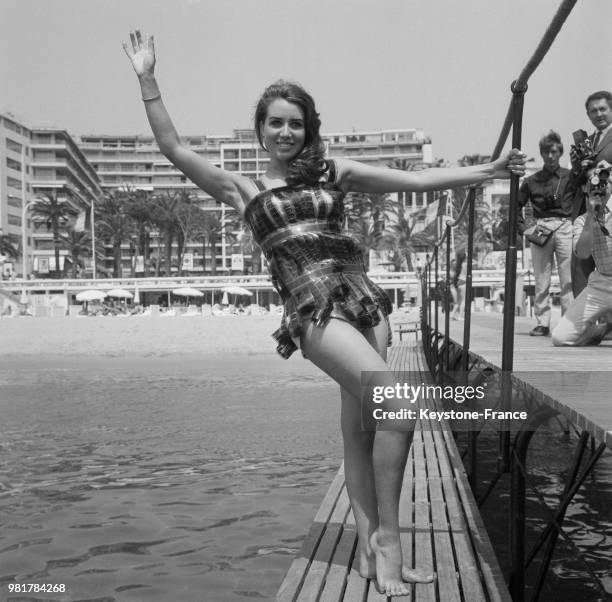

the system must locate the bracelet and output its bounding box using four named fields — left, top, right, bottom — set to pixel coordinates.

left=142, top=93, right=161, bottom=103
